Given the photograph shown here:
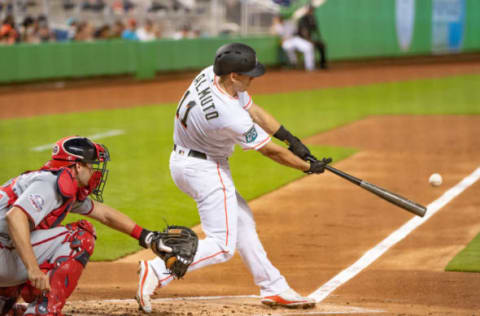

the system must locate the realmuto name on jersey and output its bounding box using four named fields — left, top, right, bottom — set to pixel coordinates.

left=194, top=73, right=219, bottom=121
